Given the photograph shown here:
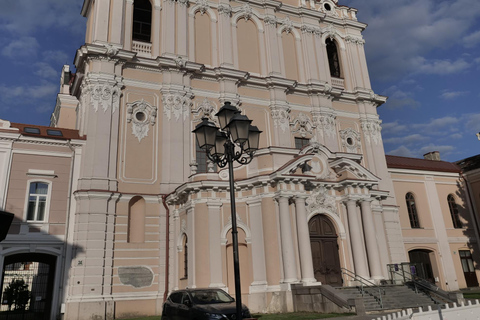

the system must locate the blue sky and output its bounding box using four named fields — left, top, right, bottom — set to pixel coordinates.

left=0, top=0, right=479, bottom=162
